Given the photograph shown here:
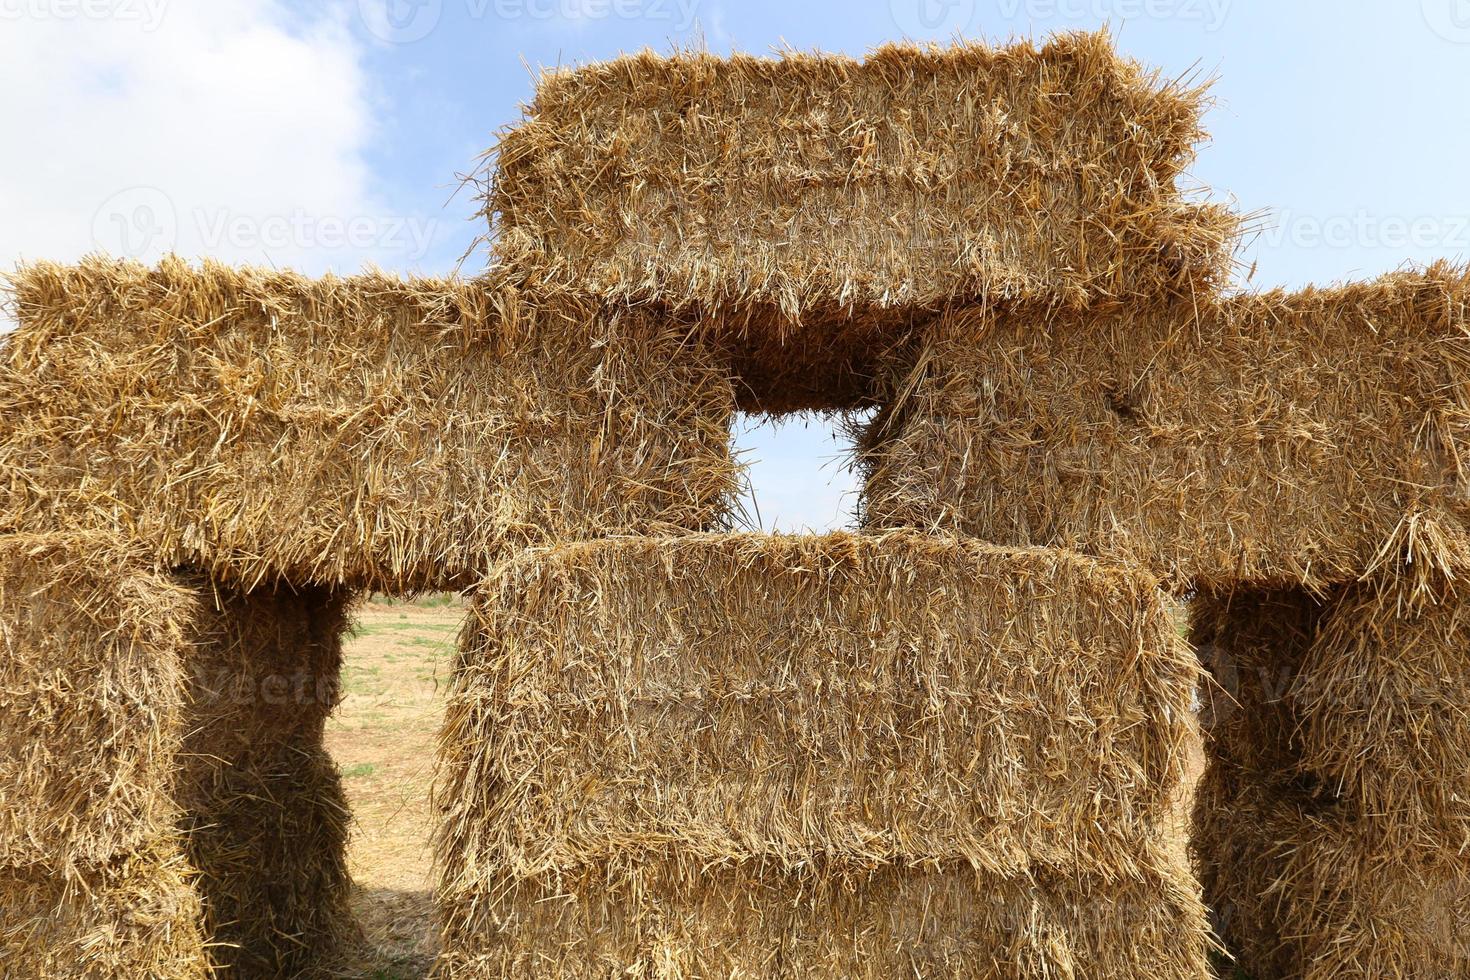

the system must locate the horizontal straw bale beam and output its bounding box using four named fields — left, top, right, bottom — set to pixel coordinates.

left=1195, top=575, right=1470, bottom=851
left=440, top=531, right=1197, bottom=878
left=177, top=581, right=358, bottom=978
left=0, top=532, right=192, bottom=871
left=860, top=264, right=1470, bottom=591
left=0, top=843, right=207, bottom=980
left=0, top=256, right=737, bottom=591
left=436, top=531, right=1206, bottom=976
left=435, top=844, right=1209, bottom=979
left=1195, top=763, right=1470, bottom=980
left=486, top=32, right=1237, bottom=410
